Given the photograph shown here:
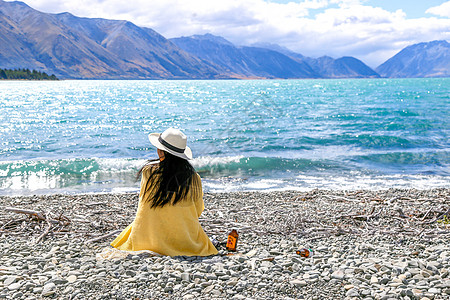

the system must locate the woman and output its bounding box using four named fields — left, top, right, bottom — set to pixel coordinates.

left=111, top=128, right=218, bottom=256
